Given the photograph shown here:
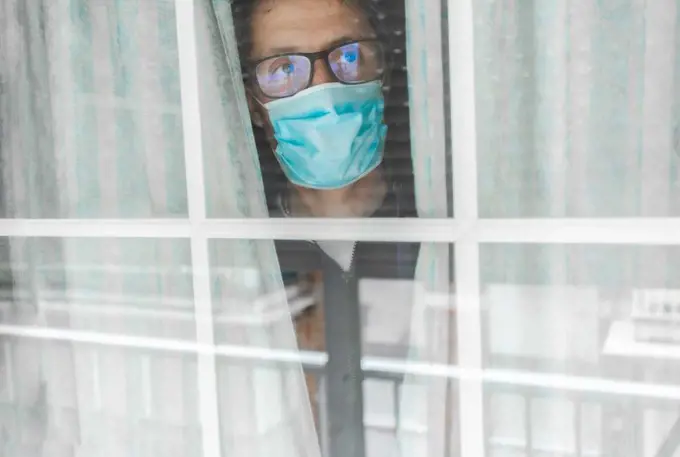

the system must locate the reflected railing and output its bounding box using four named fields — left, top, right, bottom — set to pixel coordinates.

left=1, top=269, right=680, bottom=457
